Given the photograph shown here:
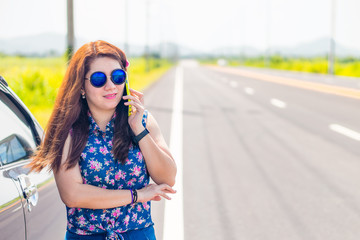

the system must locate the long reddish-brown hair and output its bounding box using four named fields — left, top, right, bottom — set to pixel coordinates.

left=29, top=40, right=132, bottom=173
